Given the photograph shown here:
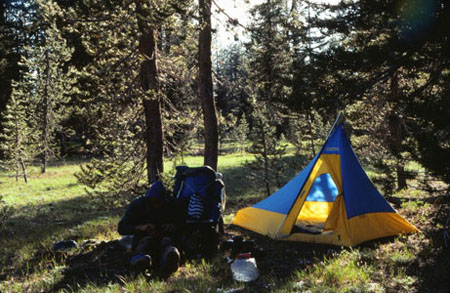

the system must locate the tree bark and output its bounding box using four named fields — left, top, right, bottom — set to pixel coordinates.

left=19, top=154, right=27, bottom=183
left=389, top=71, right=407, bottom=190
left=199, top=0, right=219, bottom=171
left=41, top=49, right=49, bottom=174
left=59, top=132, right=66, bottom=157
left=261, top=126, right=271, bottom=196
left=137, top=24, right=164, bottom=184
left=143, top=95, right=164, bottom=184
left=308, top=112, right=315, bottom=157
